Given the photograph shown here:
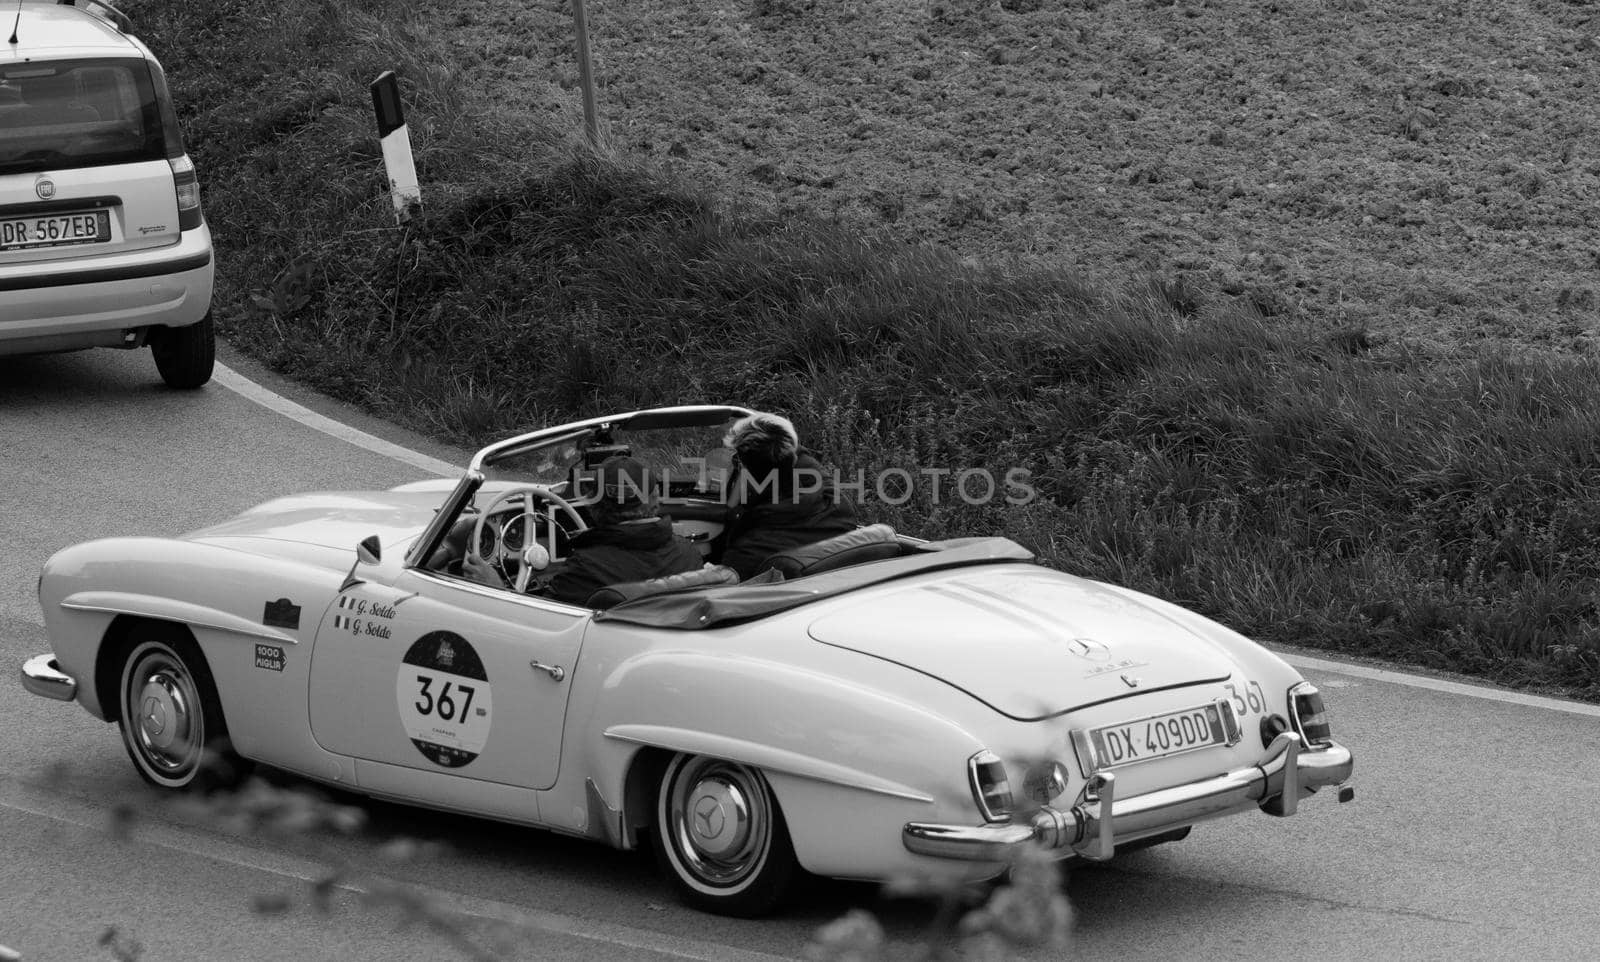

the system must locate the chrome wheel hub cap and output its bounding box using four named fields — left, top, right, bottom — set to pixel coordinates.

left=687, top=779, right=750, bottom=859
left=667, top=759, right=772, bottom=887
left=126, top=654, right=201, bottom=775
